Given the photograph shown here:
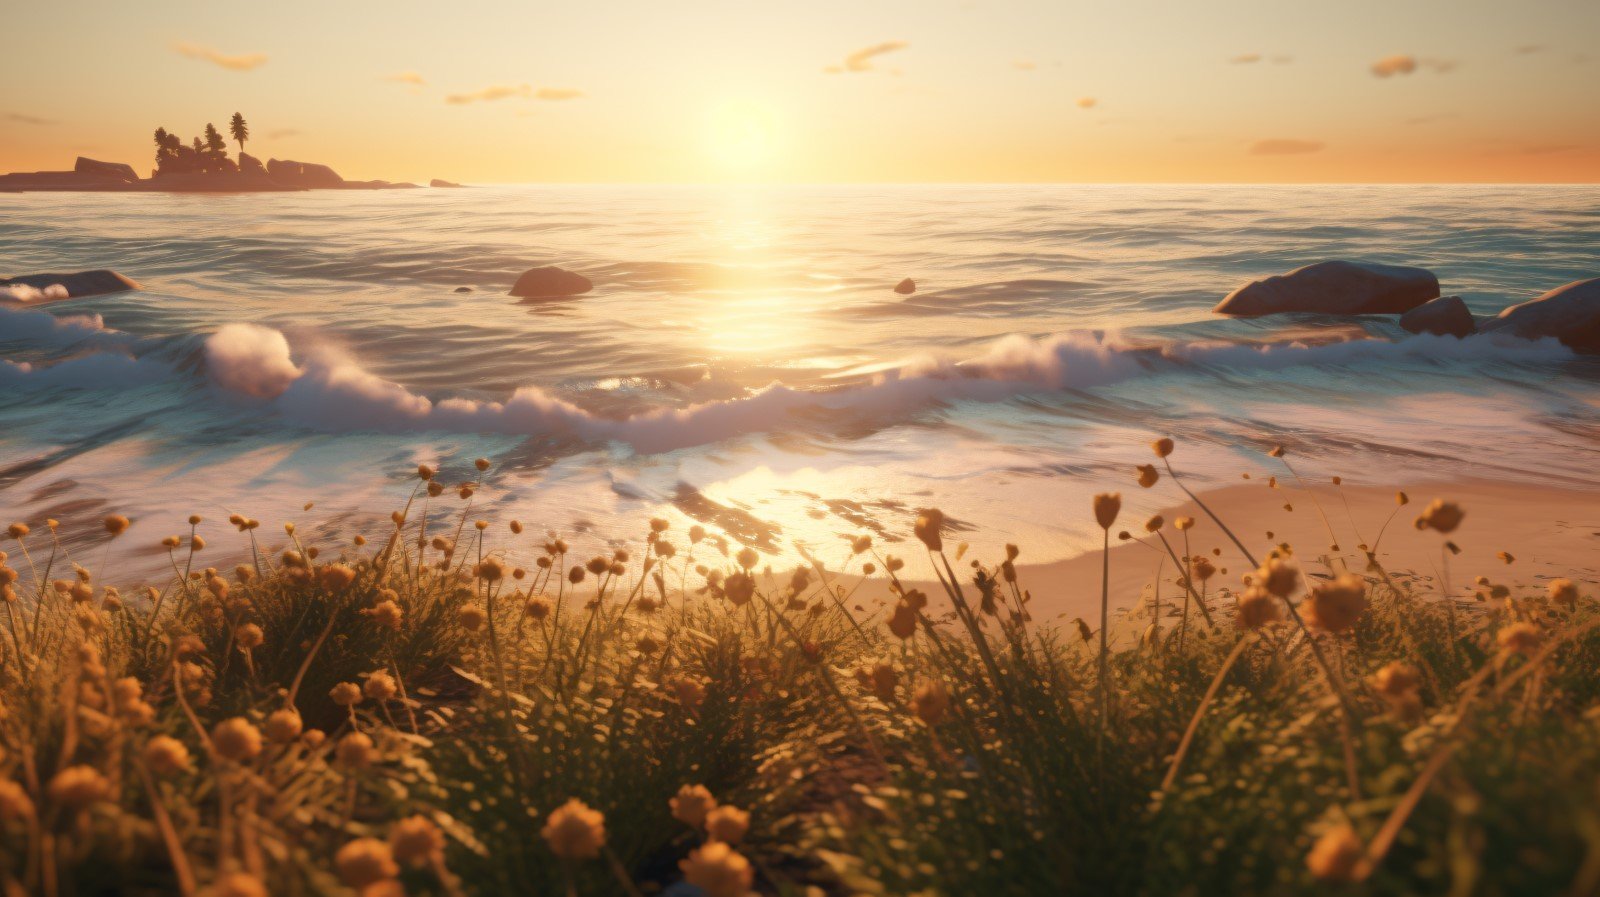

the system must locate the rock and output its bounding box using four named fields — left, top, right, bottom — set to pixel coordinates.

left=894, top=278, right=916, bottom=295
left=238, top=152, right=268, bottom=176
left=142, top=171, right=294, bottom=192
left=509, top=266, right=593, bottom=299
left=454, top=286, right=473, bottom=293
left=431, top=178, right=464, bottom=188
left=1399, top=296, right=1475, bottom=338
left=1214, top=260, right=1439, bottom=317
left=0, top=269, right=141, bottom=299
left=267, top=158, right=344, bottom=187
left=73, top=157, right=138, bottom=182
left=0, top=170, right=134, bottom=191
left=1481, top=278, right=1600, bottom=353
